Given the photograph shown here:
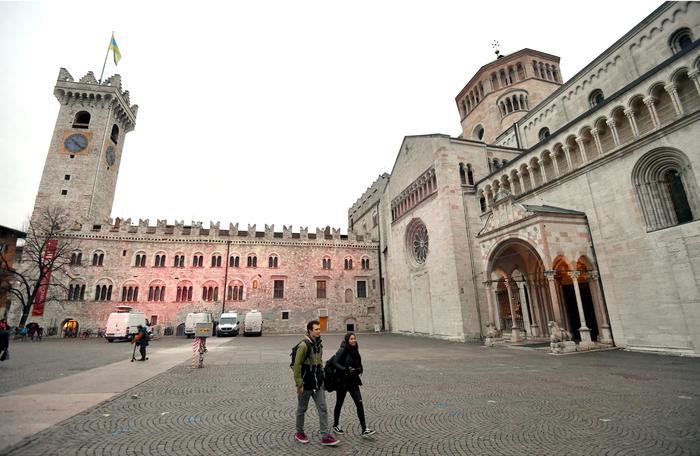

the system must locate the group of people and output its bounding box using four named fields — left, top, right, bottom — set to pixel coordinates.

left=292, top=320, right=376, bottom=447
